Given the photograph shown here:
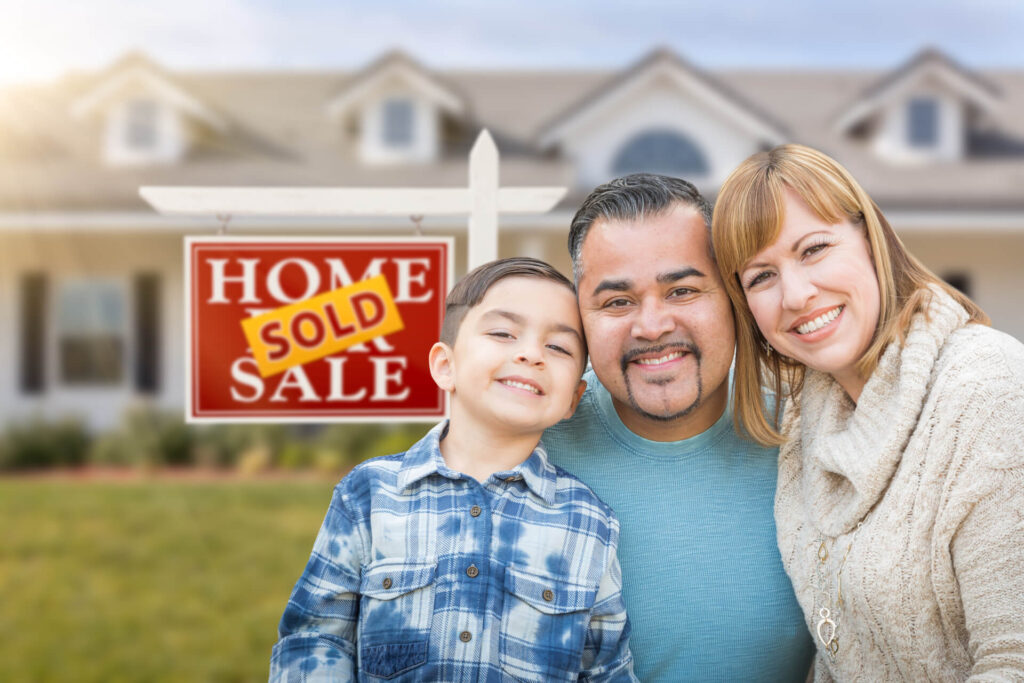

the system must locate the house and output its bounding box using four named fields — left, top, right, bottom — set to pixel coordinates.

left=2, top=47, right=1022, bottom=430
